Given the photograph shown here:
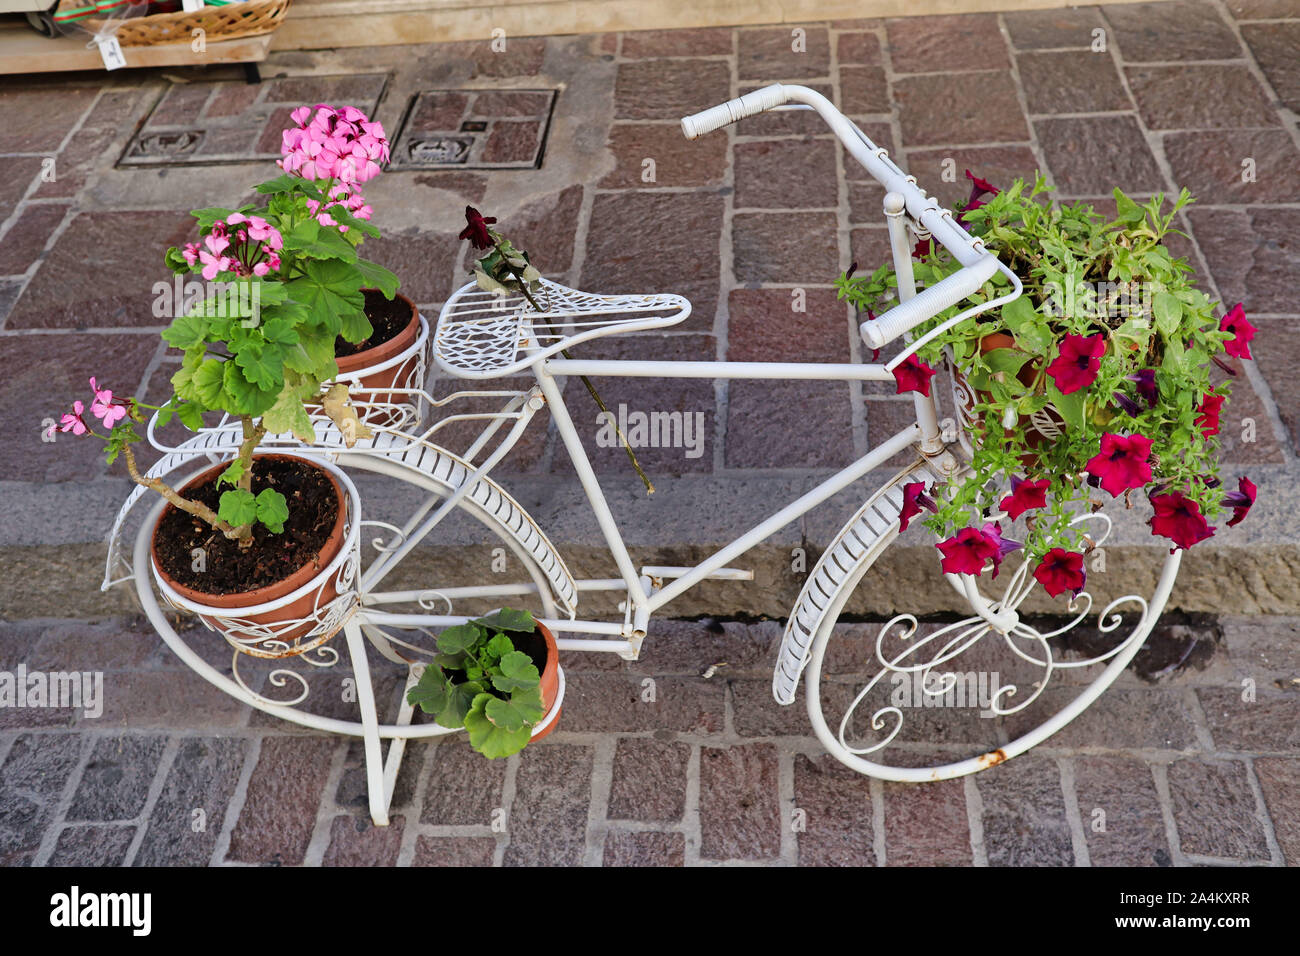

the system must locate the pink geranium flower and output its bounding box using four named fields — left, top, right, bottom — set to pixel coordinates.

left=1219, top=303, right=1255, bottom=360
left=59, top=400, right=88, bottom=436
left=1045, top=333, right=1106, bottom=395
left=89, top=379, right=126, bottom=427
left=998, top=474, right=1050, bottom=520
left=280, top=104, right=389, bottom=184
left=1148, top=492, right=1215, bottom=551
left=936, top=527, right=999, bottom=576
left=1033, top=548, right=1087, bottom=598
left=892, top=354, right=937, bottom=397
left=1085, top=432, right=1153, bottom=497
